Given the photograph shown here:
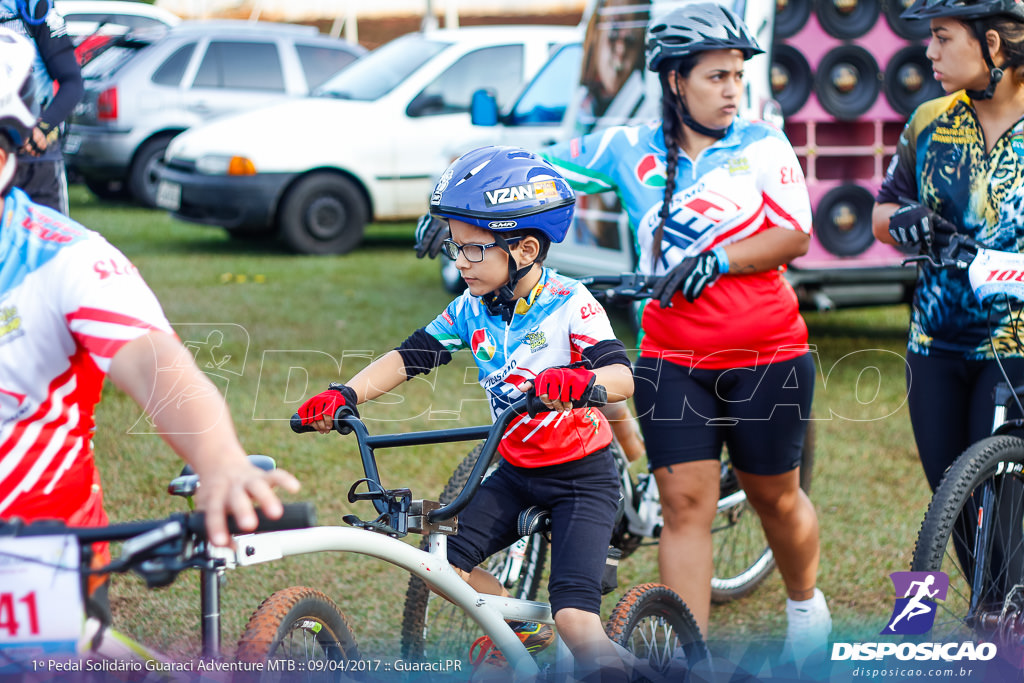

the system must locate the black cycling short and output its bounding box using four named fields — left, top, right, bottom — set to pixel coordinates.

left=447, top=447, right=619, bottom=616
left=906, top=350, right=1024, bottom=491
left=634, top=353, right=815, bottom=475
left=14, top=158, right=69, bottom=215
